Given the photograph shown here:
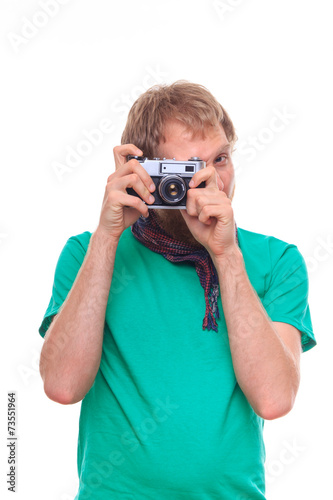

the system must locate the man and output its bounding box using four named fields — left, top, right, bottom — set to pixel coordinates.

left=39, top=81, right=316, bottom=499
